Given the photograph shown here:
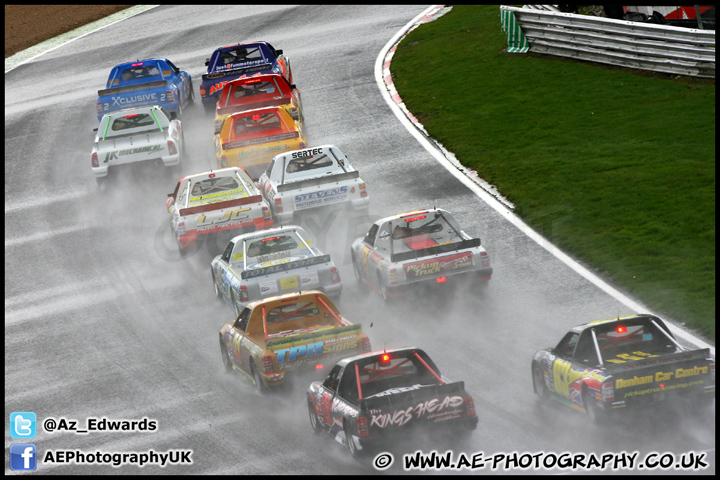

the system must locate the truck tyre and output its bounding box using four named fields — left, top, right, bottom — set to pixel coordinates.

left=352, top=253, right=366, bottom=291
left=378, top=274, right=390, bottom=303
left=345, top=422, right=362, bottom=458
left=532, top=364, right=550, bottom=403
left=582, top=387, right=603, bottom=423
left=232, top=292, right=242, bottom=317
left=308, top=399, right=323, bottom=433
left=212, top=271, right=223, bottom=300
left=251, top=360, right=267, bottom=393
left=187, top=79, right=195, bottom=105
left=220, top=342, right=232, bottom=373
